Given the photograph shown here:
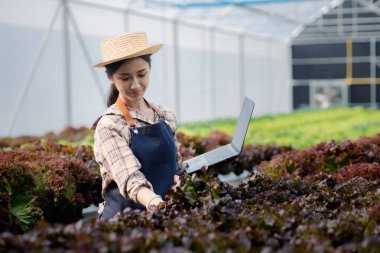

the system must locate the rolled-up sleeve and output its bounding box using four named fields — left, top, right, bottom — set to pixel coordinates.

left=94, top=124, right=153, bottom=202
